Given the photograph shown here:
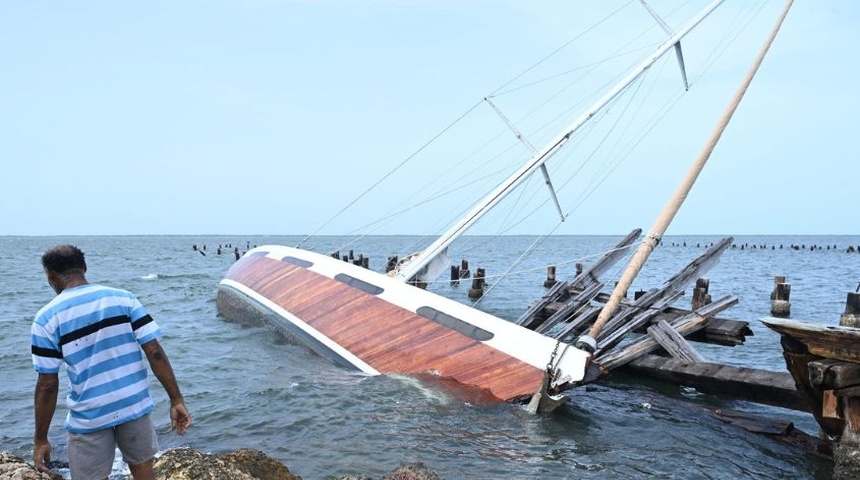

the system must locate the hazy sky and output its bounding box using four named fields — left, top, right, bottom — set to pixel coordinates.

left=1, top=1, right=856, bottom=236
